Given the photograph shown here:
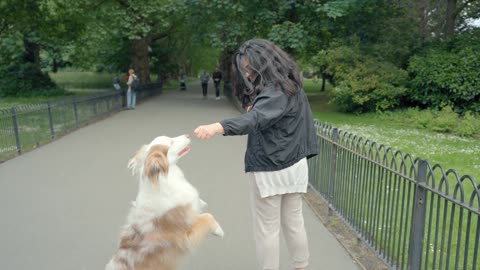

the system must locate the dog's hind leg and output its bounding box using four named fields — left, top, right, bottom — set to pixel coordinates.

left=187, top=213, right=224, bottom=247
